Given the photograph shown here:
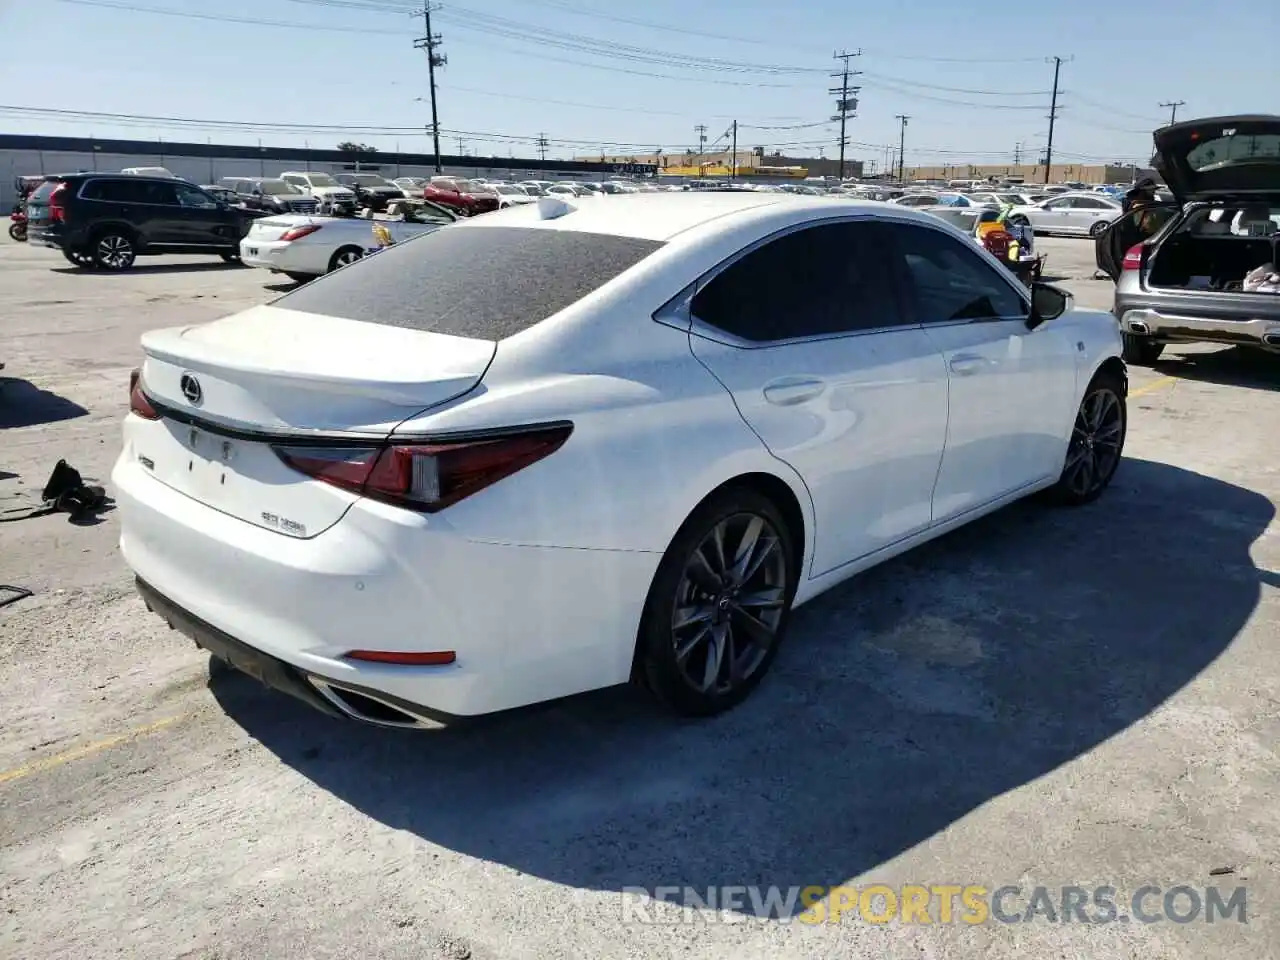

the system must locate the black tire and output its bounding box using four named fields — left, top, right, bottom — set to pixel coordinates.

left=1048, top=369, right=1127, bottom=506
left=91, top=230, right=136, bottom=271
left=219, top=251, right=241, bottom=264
left=1089, top=220, right=1110, bottom=239
left=284, top=272, right=314, bottom=284
left=62, top=247, right=95, bottom=269
left=8, top=222, right=25, bottom=242
left=1121, top=333, right=1164, bottom=365
left=636, top=486, right=799, bottom=716
left=327, top=246, right=363, bottom=273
